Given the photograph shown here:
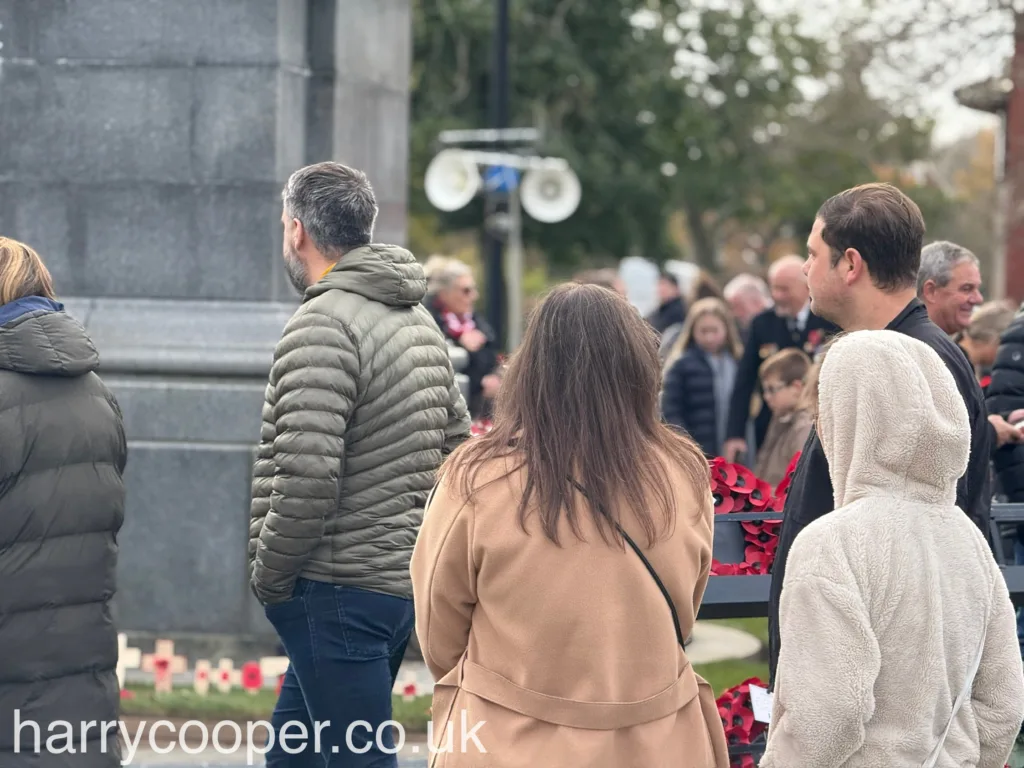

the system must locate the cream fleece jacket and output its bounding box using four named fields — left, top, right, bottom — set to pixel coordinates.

left=761, top=330, right=1024, bottom=768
